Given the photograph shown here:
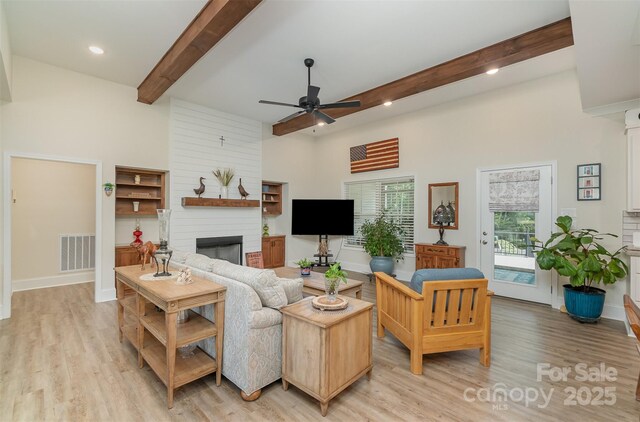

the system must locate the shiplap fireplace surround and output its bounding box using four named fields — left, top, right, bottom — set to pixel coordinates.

left=169, top=100, right=262, bottom=258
